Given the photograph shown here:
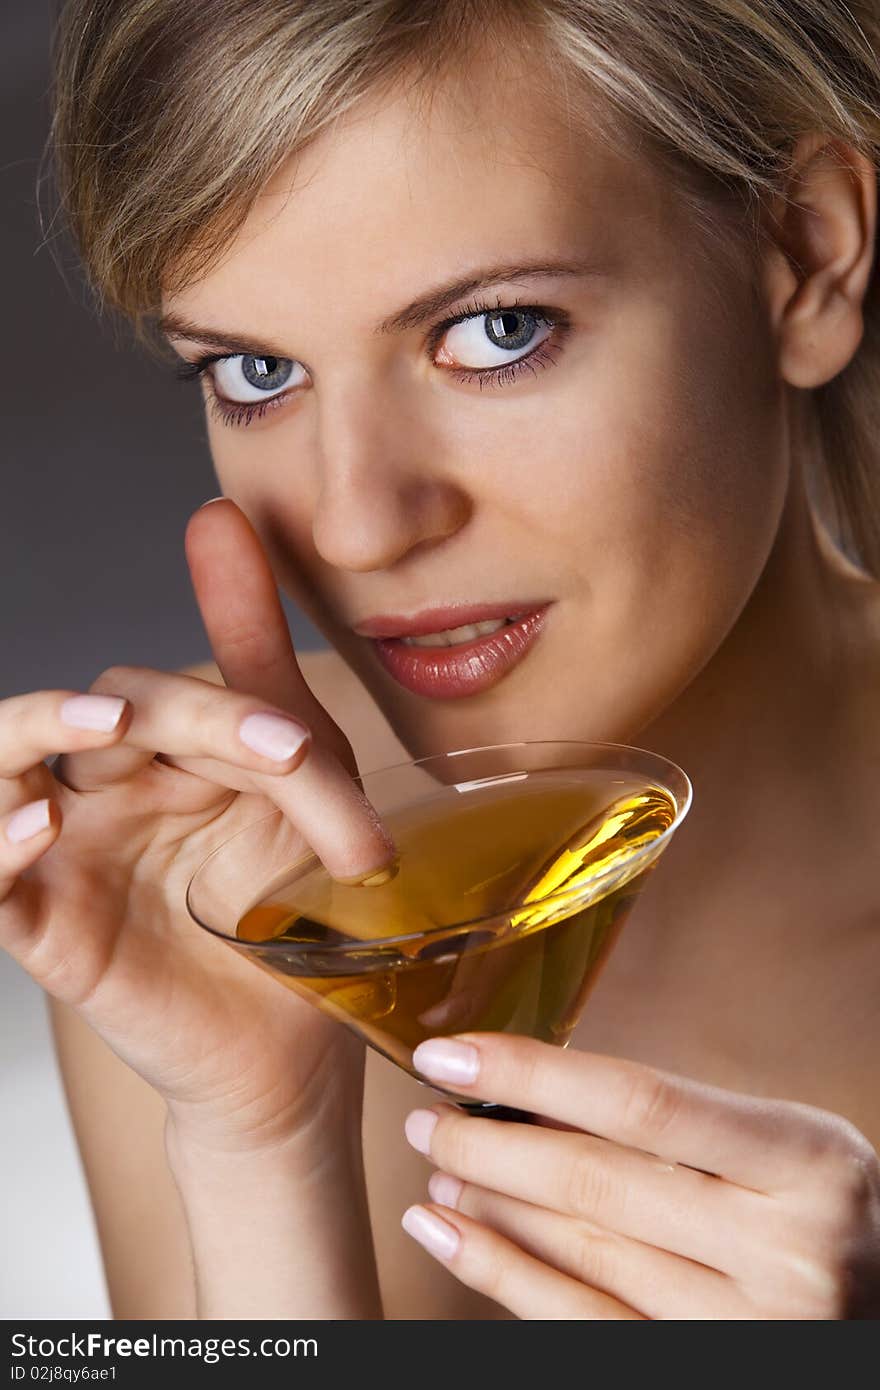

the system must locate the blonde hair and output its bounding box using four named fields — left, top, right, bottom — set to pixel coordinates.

left=50, top=1, right=880, bottom=572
